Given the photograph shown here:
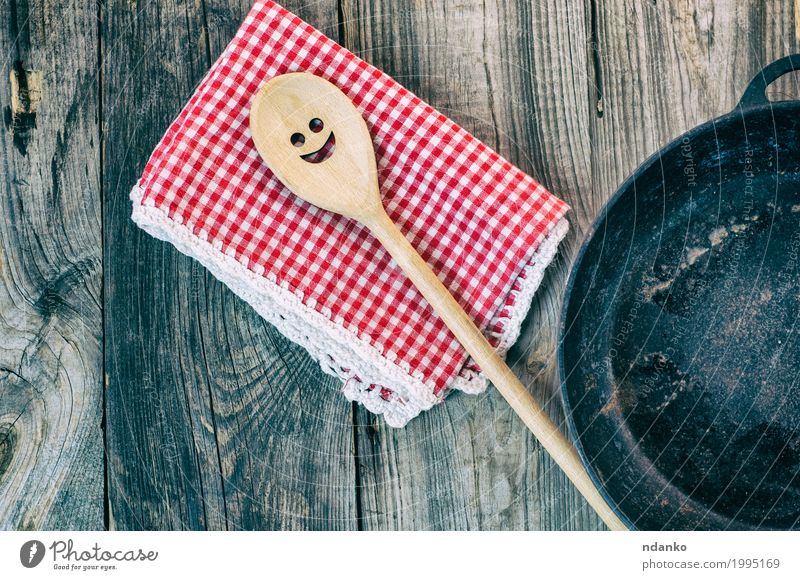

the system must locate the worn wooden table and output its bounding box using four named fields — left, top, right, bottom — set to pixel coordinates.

left=1, top=0, right=798, bottom=530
